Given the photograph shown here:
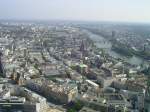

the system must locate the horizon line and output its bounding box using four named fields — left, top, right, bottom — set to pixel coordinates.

left=0, top=18, right=150, bottom=25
